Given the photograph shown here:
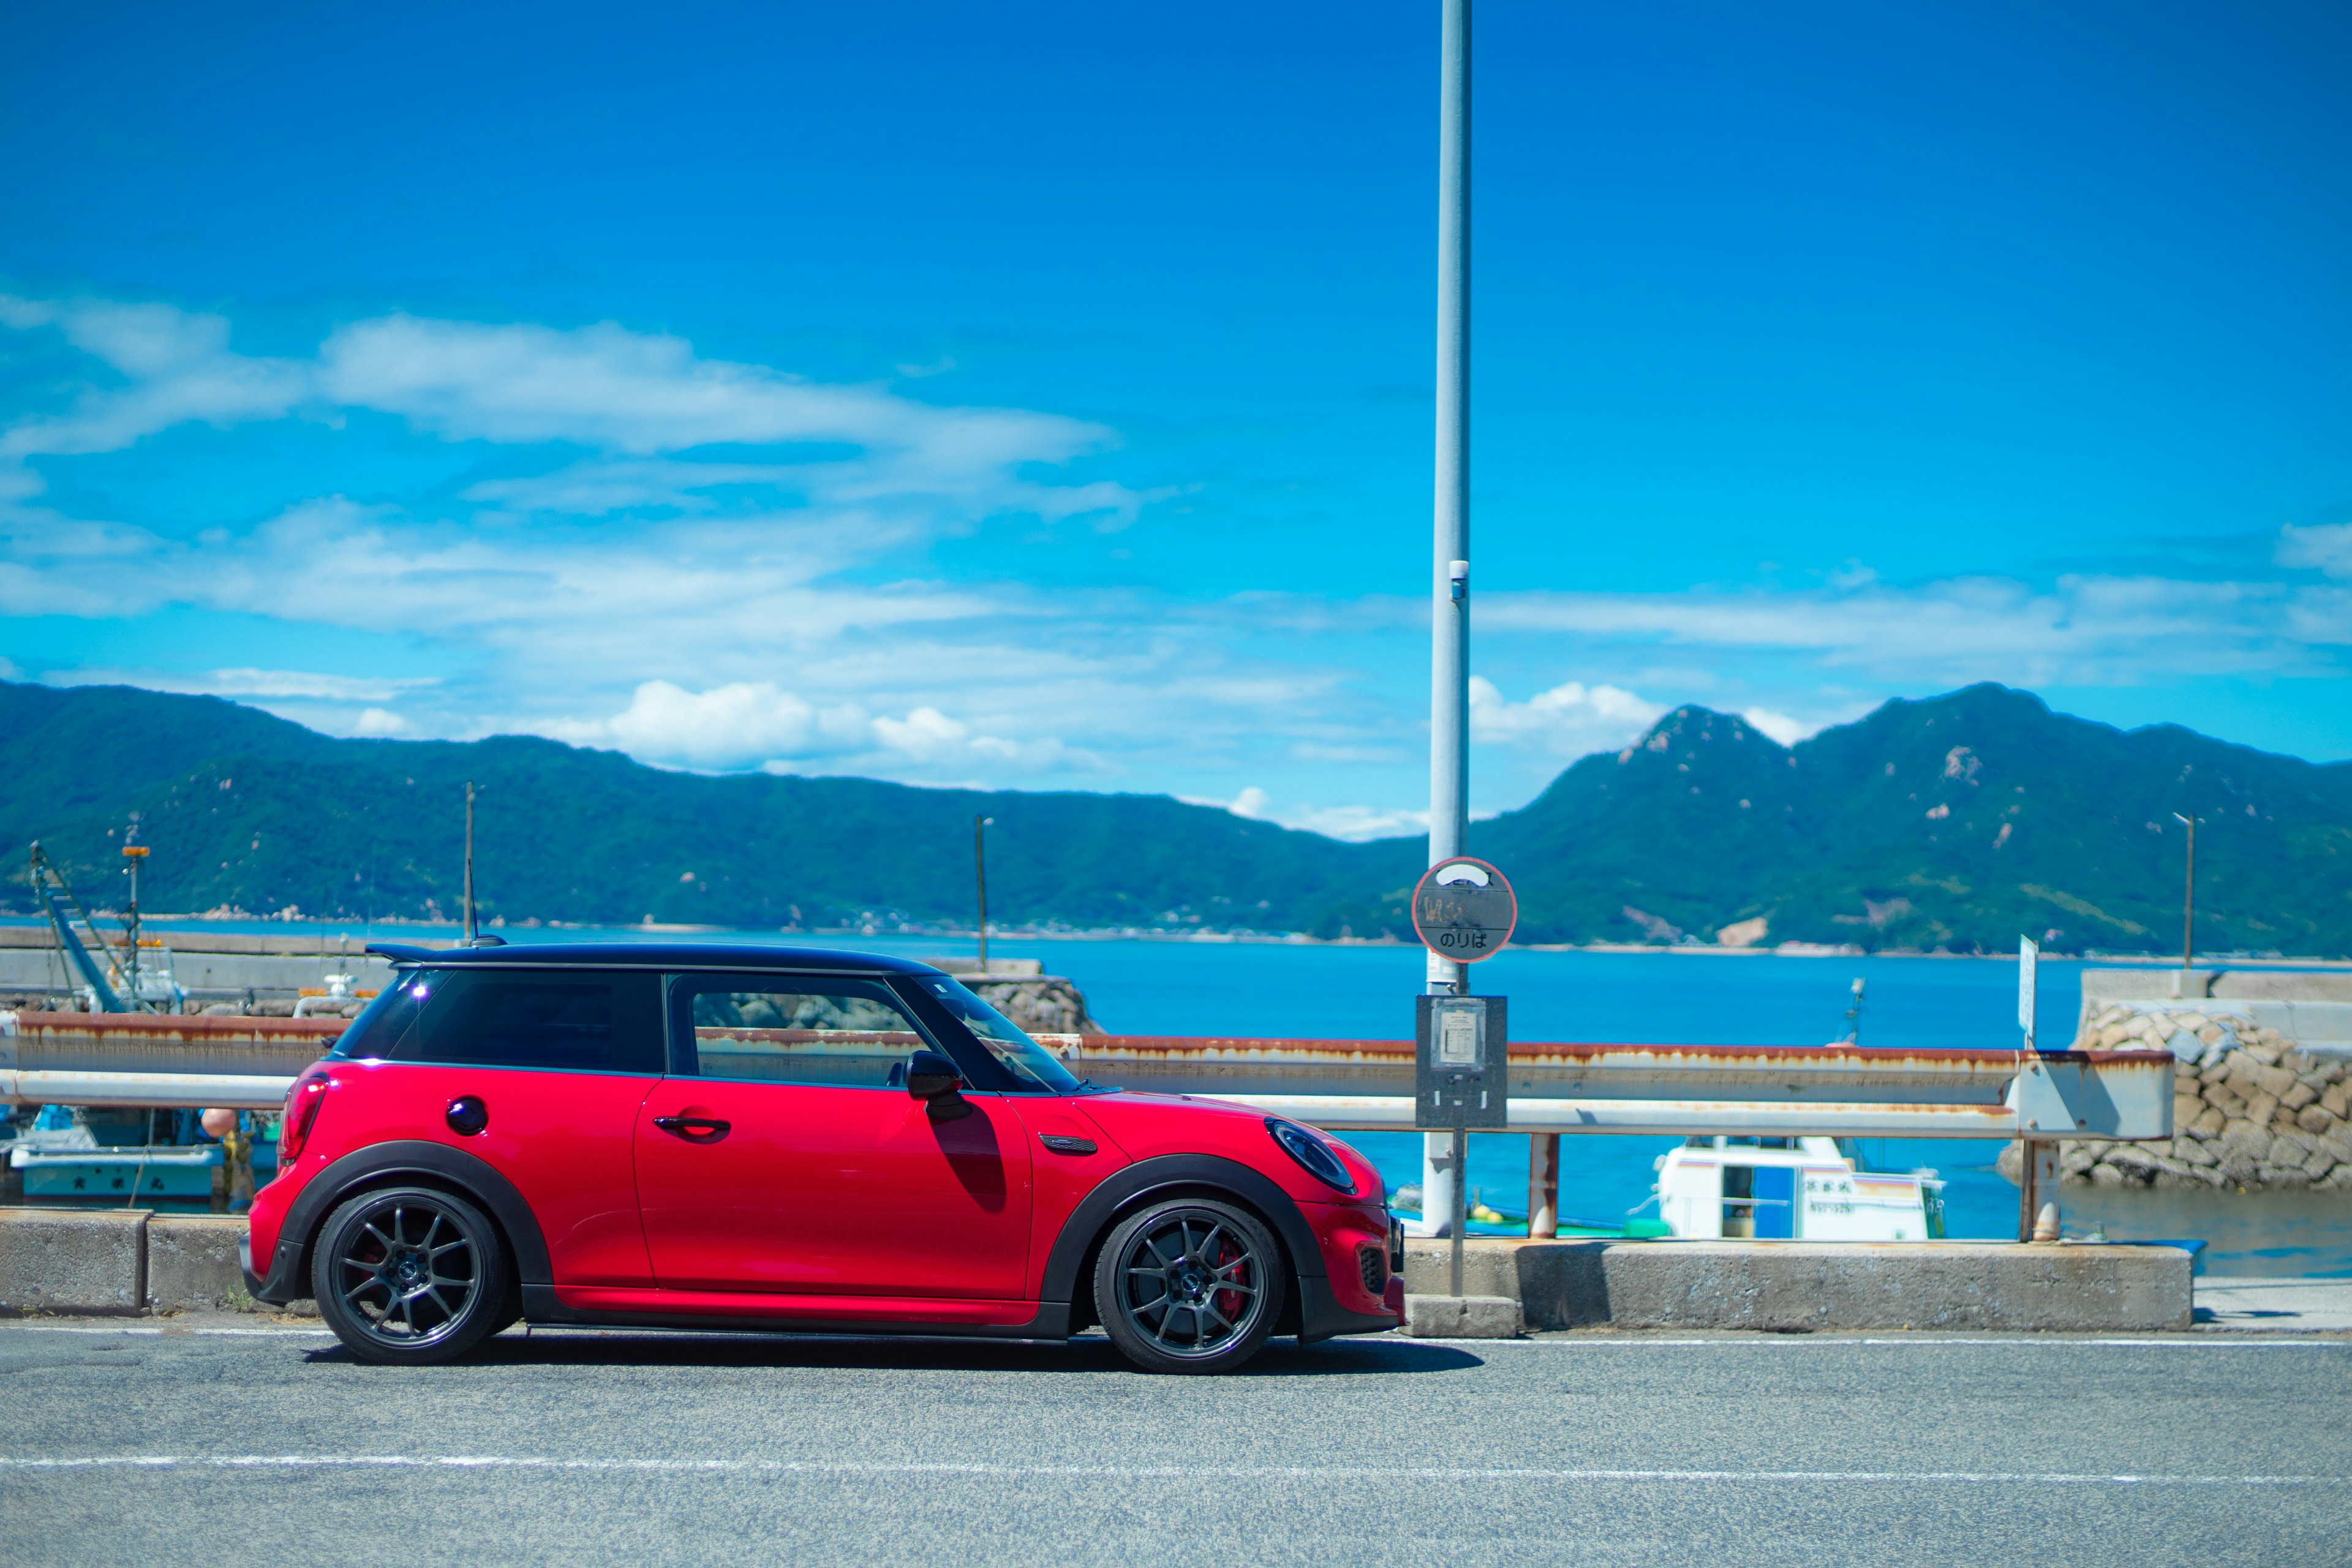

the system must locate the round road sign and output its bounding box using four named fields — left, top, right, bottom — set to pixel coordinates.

left=1411, top=856, right=1517, bottom=963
